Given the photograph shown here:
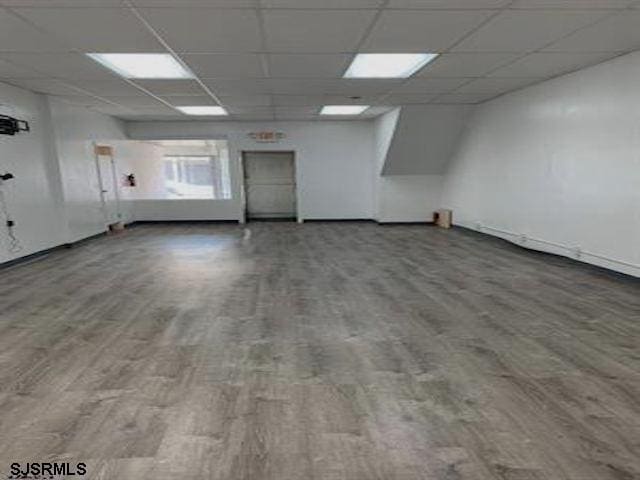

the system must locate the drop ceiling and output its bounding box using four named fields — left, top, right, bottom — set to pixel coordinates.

left=1, top=0, right=639, bottom=121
